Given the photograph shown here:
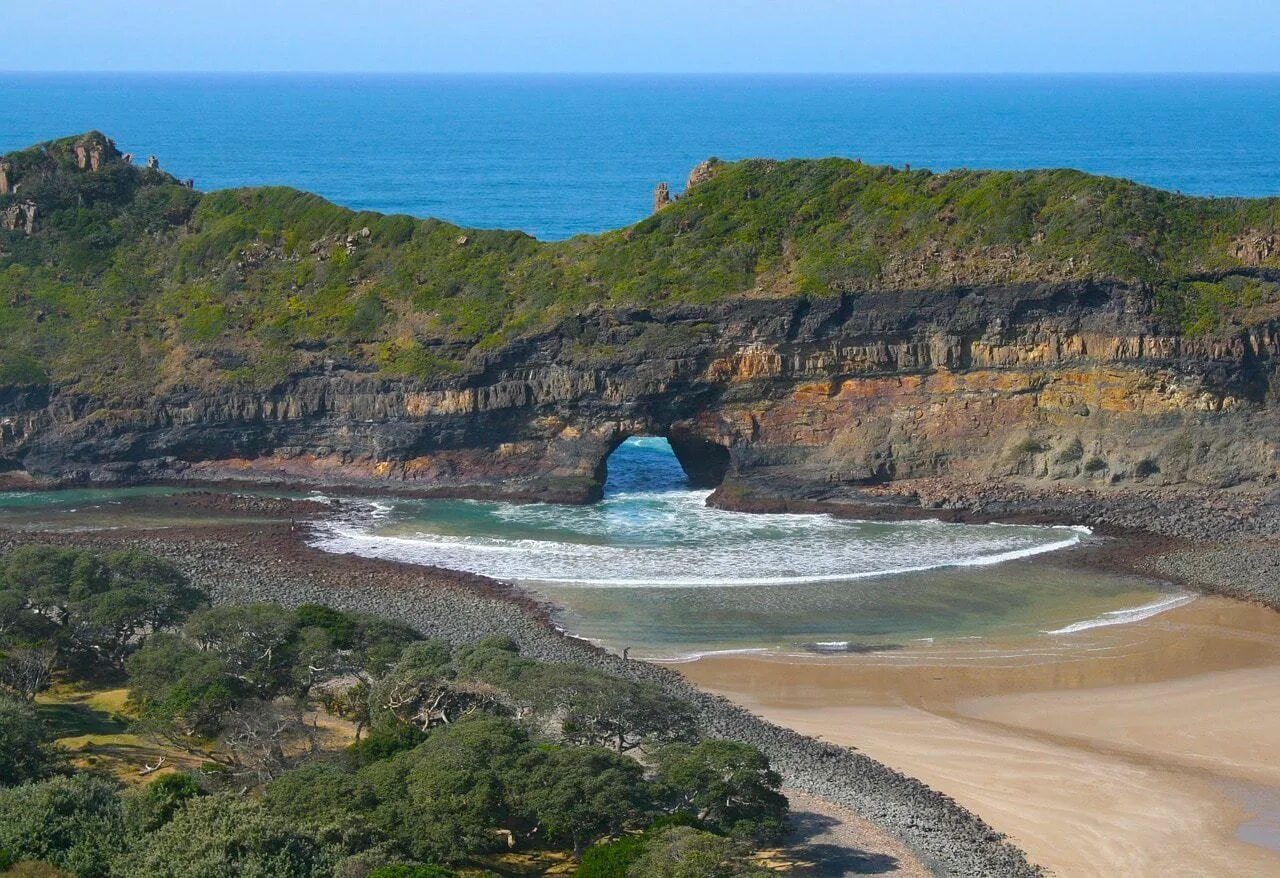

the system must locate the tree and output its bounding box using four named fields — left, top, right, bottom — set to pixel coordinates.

left=0, top=646, right=55, bottom=699
left=0, top=693, right=62, bottom=786
left=536, top=665, right=696, bottom=753
left=626, top=826, right=774, bottom=878
left=183, top=604, right=299, bottom=697
left=371, top=641, right=502, bottom=733
left=357, top=715, right=532, bottom=863
left=0, top=546, right=204, bottom=674
left=515, top=745, right=653, bottom=853
left=0, top=774, right=124, bottom=878
left=117, top=793, right=341, bottom=878
left=653, top=741, right=788, bottom=840
left=126, top=632, right=242, bottom=746
left=218, top=698, right=317, bottom=783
